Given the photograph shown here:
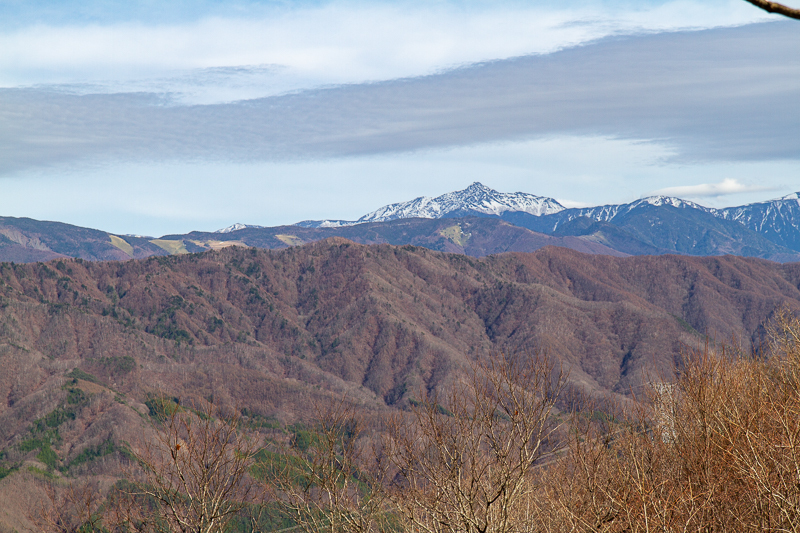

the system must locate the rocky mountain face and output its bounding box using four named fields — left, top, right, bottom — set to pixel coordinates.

left=356, top=181, right=566, bottom=223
